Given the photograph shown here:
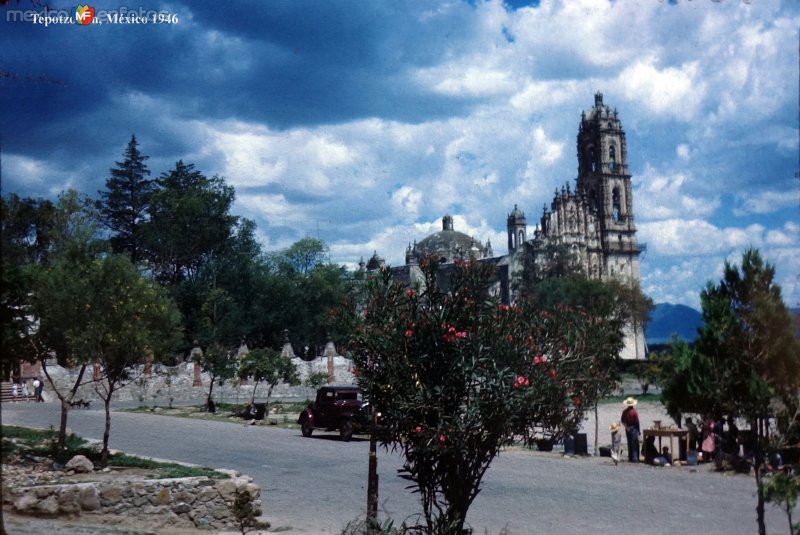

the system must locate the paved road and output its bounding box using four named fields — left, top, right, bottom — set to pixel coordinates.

left=1, top=402, right=788, bottom=534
